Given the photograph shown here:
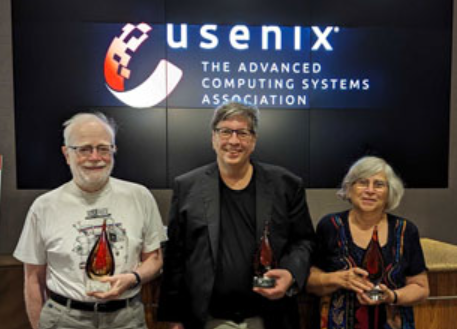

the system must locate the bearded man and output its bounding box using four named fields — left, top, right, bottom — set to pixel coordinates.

left=14, top=112, right=166, bottom=329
